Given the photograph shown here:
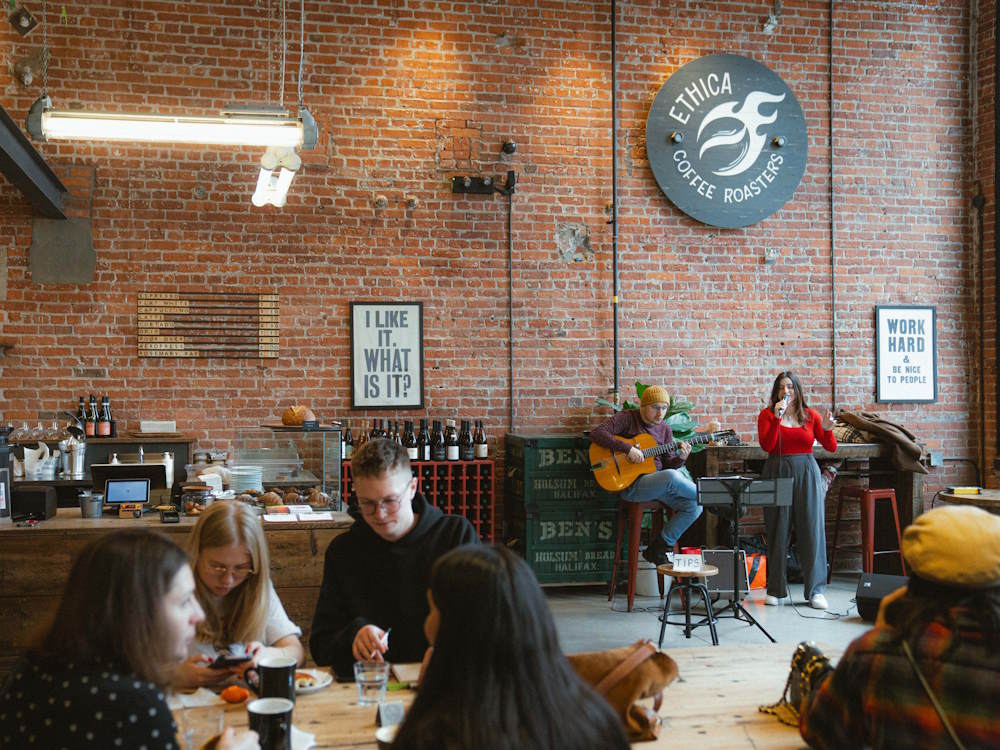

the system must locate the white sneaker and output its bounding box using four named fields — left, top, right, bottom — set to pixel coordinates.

left=764, top=594, right=786, bottom=606
left=809, top=594, right=829, bottom=610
